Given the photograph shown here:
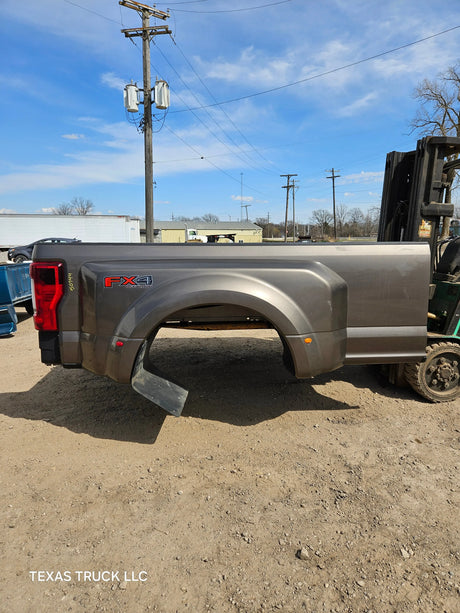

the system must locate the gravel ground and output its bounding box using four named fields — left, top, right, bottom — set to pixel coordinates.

left=0, top=311, right=459, bottom=613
